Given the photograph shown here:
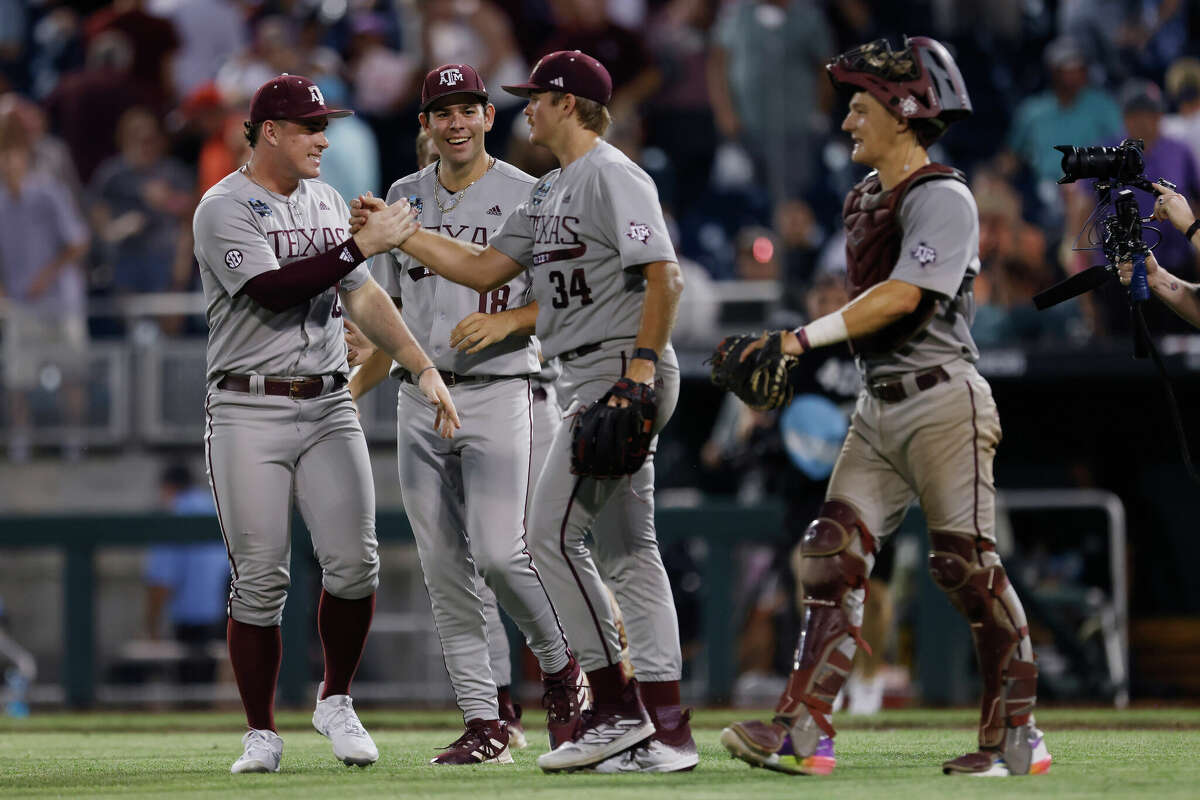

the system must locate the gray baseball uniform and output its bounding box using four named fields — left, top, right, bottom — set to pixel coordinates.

left=372, top=159, right=570, bottom=723
left=195, top=169, right=378, bottom=627
left=489, top=139, right=683, bottom=680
